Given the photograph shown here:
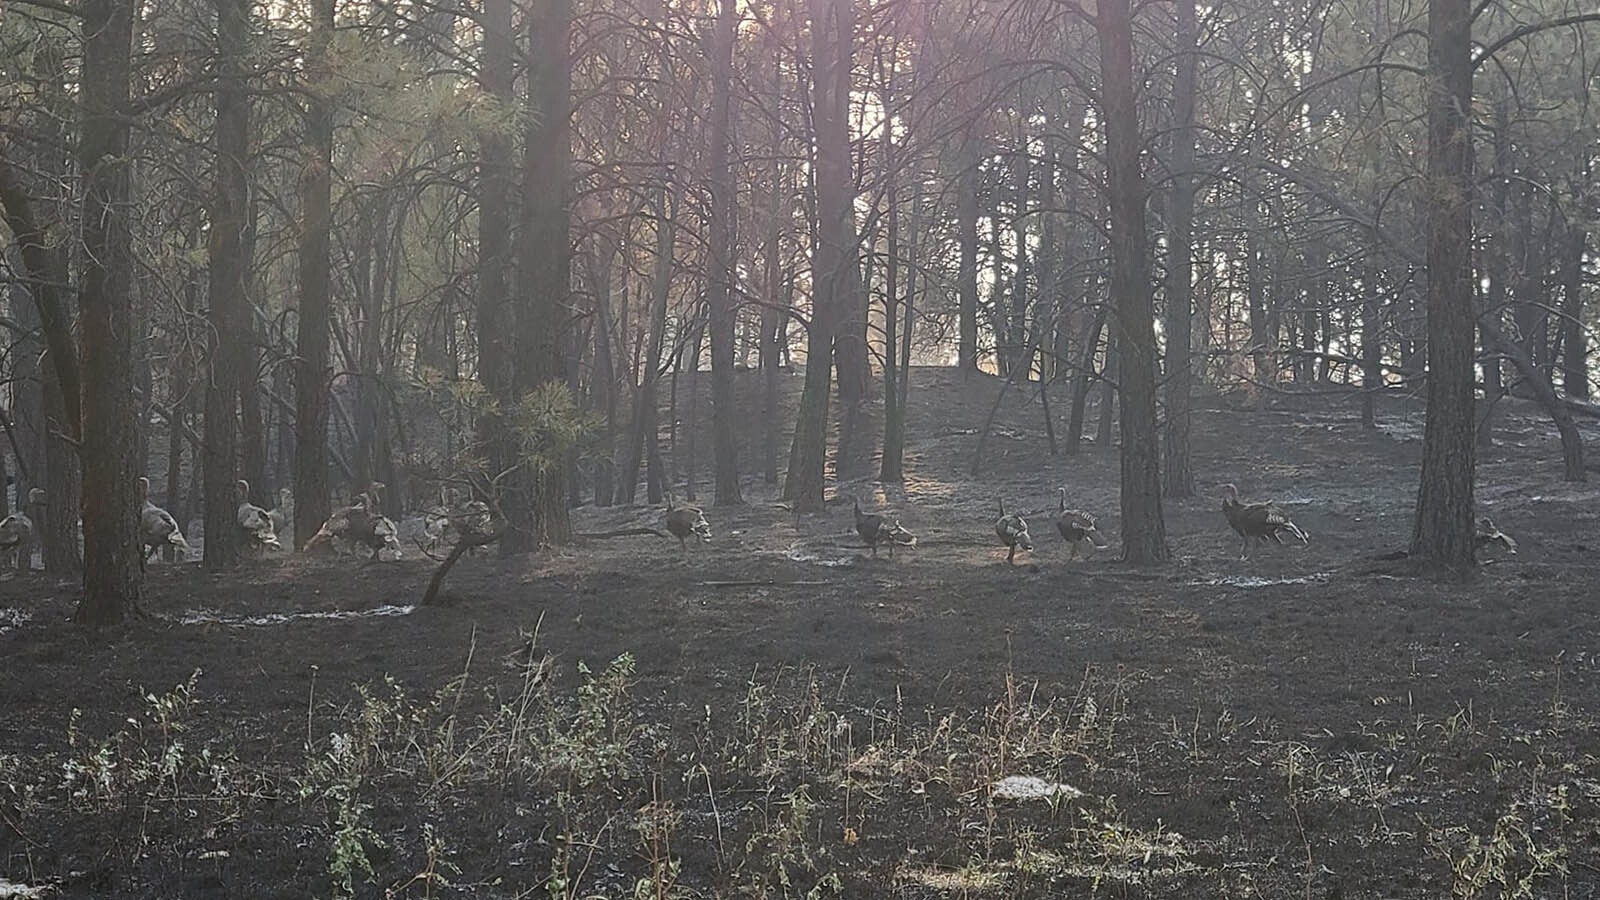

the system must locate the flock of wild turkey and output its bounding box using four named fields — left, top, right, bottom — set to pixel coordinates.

left=0, top=471, right=1519, bottom=574
left=661, top=483, right=1521, bottom=564
left=134, top=478, right=409, bottom=564
left=0, top=478, right=503, bottom=573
